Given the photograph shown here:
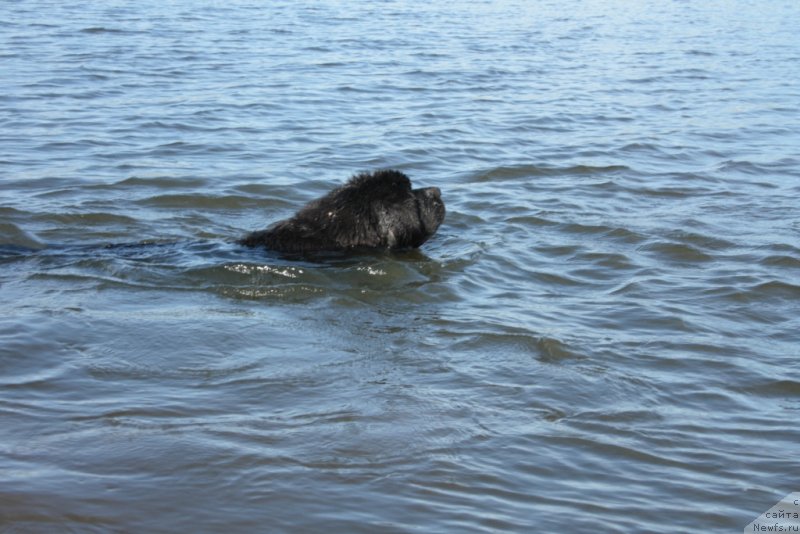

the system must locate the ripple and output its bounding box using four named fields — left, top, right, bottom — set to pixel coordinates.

left=474, top=163, right=630, bottom=182
left=2, top=1, right=800, bottom=532
left=79, top=27, right=139, bottom=35
left=108, top=176, right=211, bottom=189
left=760, top=254, right=800, bottom=269
left=744, top=379, right=800, bottom=397
left=135, top=193, right=258, bottom=209
left=0, top=222, right=45, bottom=250
left=711, top=280, right=800, bottom=303
left=639, top=241, right=714, bottom=263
